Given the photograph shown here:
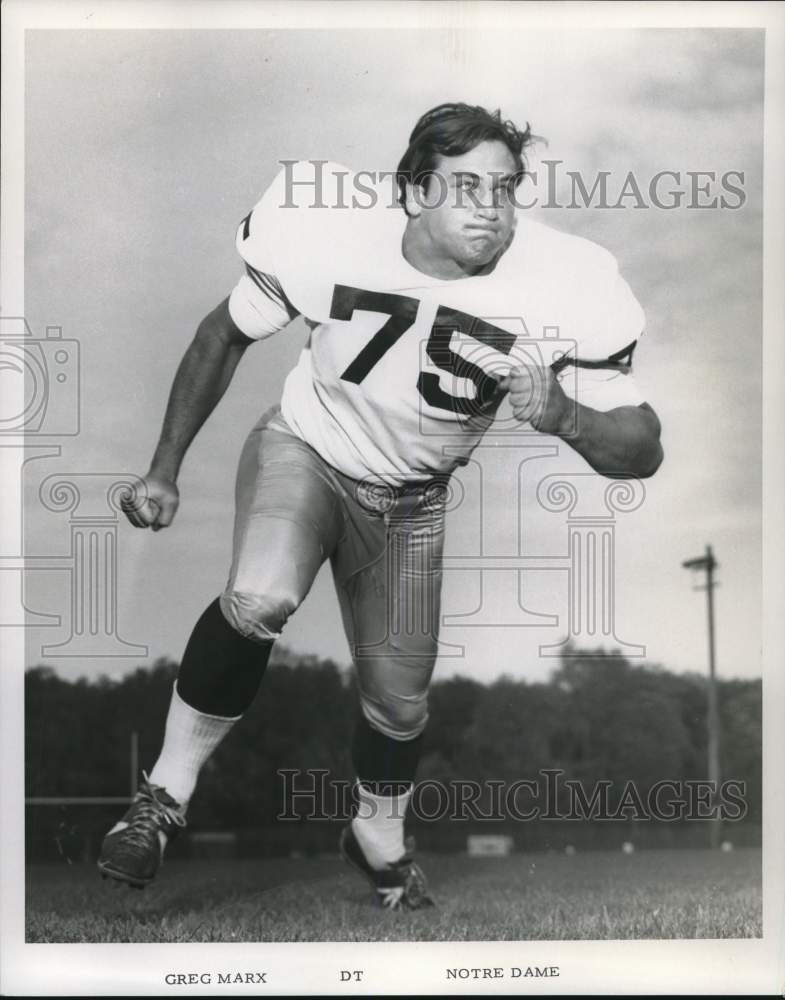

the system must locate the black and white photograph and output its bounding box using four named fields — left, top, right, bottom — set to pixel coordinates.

left=1, top=0, right=784, bottom=995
